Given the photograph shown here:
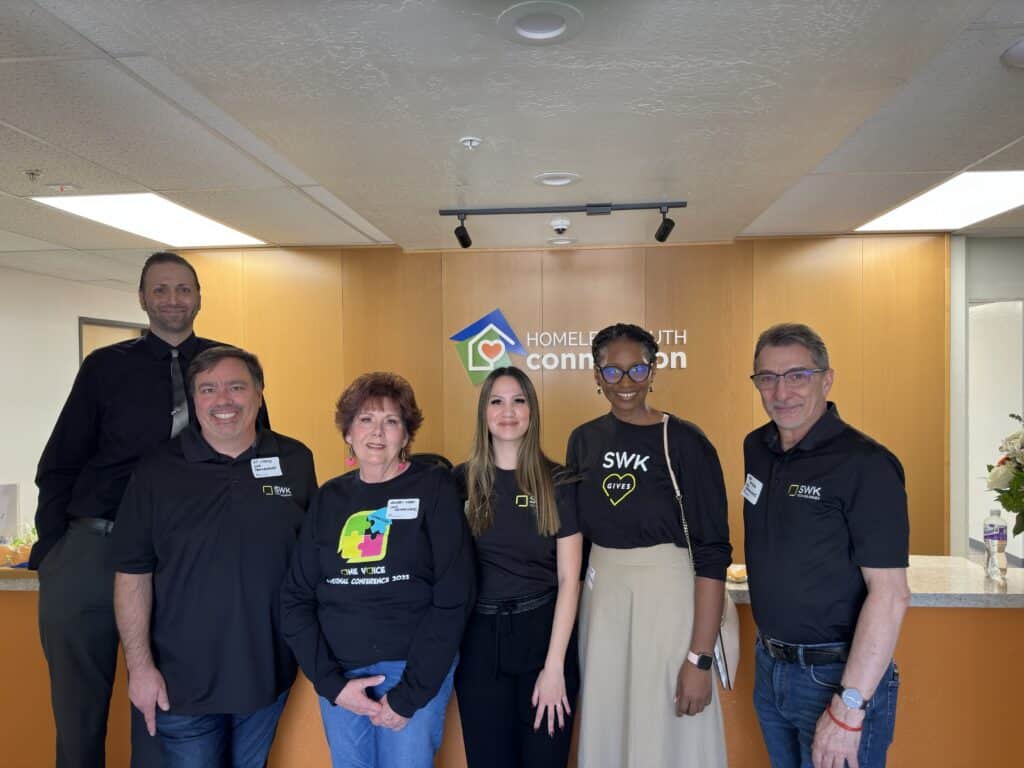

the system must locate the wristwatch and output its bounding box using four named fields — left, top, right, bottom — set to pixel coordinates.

left=840, top=687, right=866, bottom=710
left=687, top=650, right=714, bottom=670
